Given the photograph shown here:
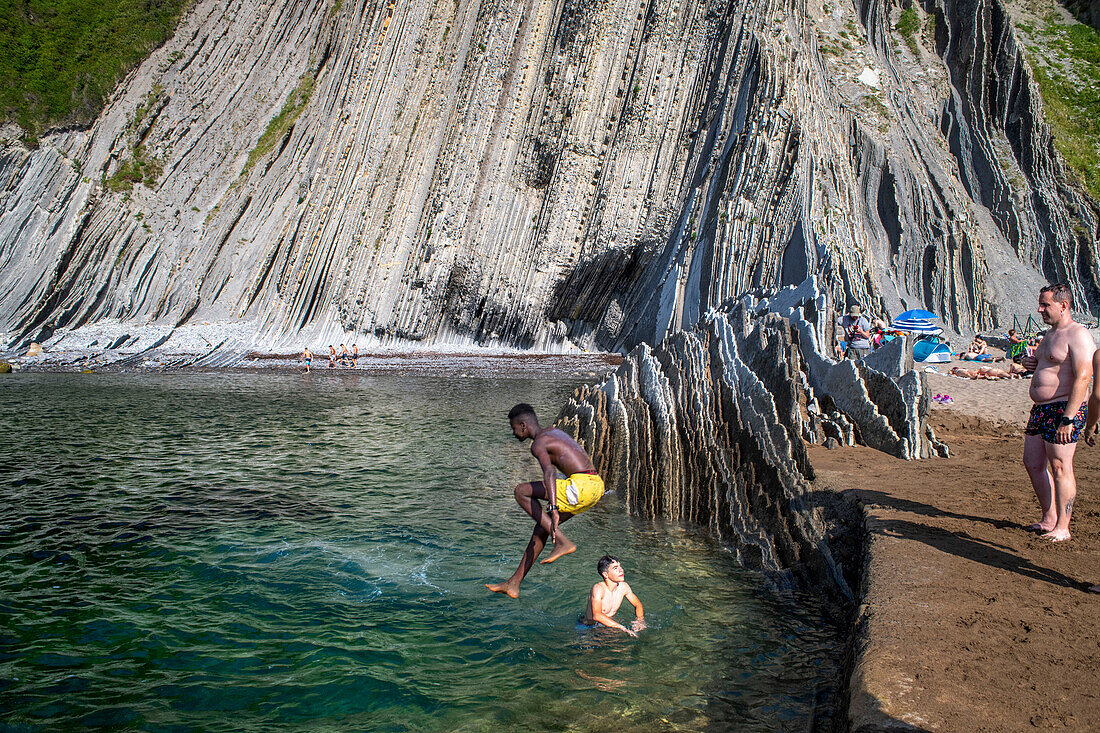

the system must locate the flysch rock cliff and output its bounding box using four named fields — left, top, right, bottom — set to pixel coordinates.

left=557, top=278, right=943, bottom=600
left=0, top=0, right=1096, bottom=358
